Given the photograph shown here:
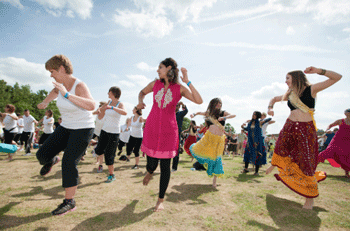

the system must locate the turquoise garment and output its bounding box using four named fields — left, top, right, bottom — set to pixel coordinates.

left=0, top=143, right=18, bottom=153
left=190, top=144, right=224, bottom=177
